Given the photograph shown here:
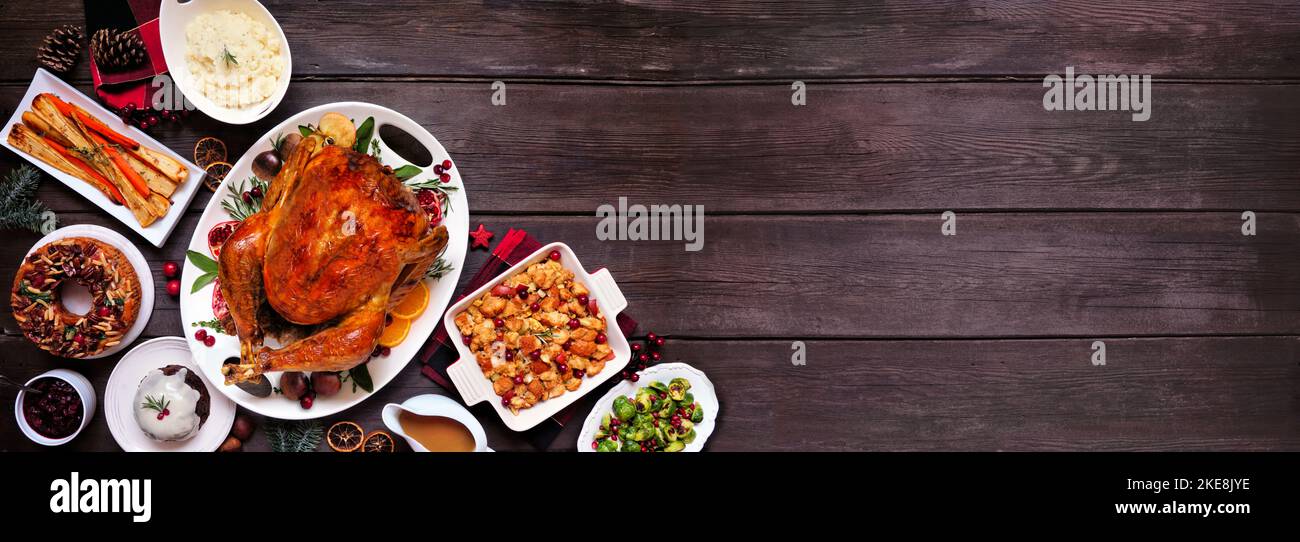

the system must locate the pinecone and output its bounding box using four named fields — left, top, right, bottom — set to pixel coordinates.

left=36, top=25, right=84, bottom=74
left=91, top=28, right=146, bottom=71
